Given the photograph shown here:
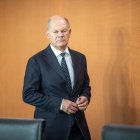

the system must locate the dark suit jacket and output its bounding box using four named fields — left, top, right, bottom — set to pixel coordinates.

left=23, top=45, right=91, bottom=140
